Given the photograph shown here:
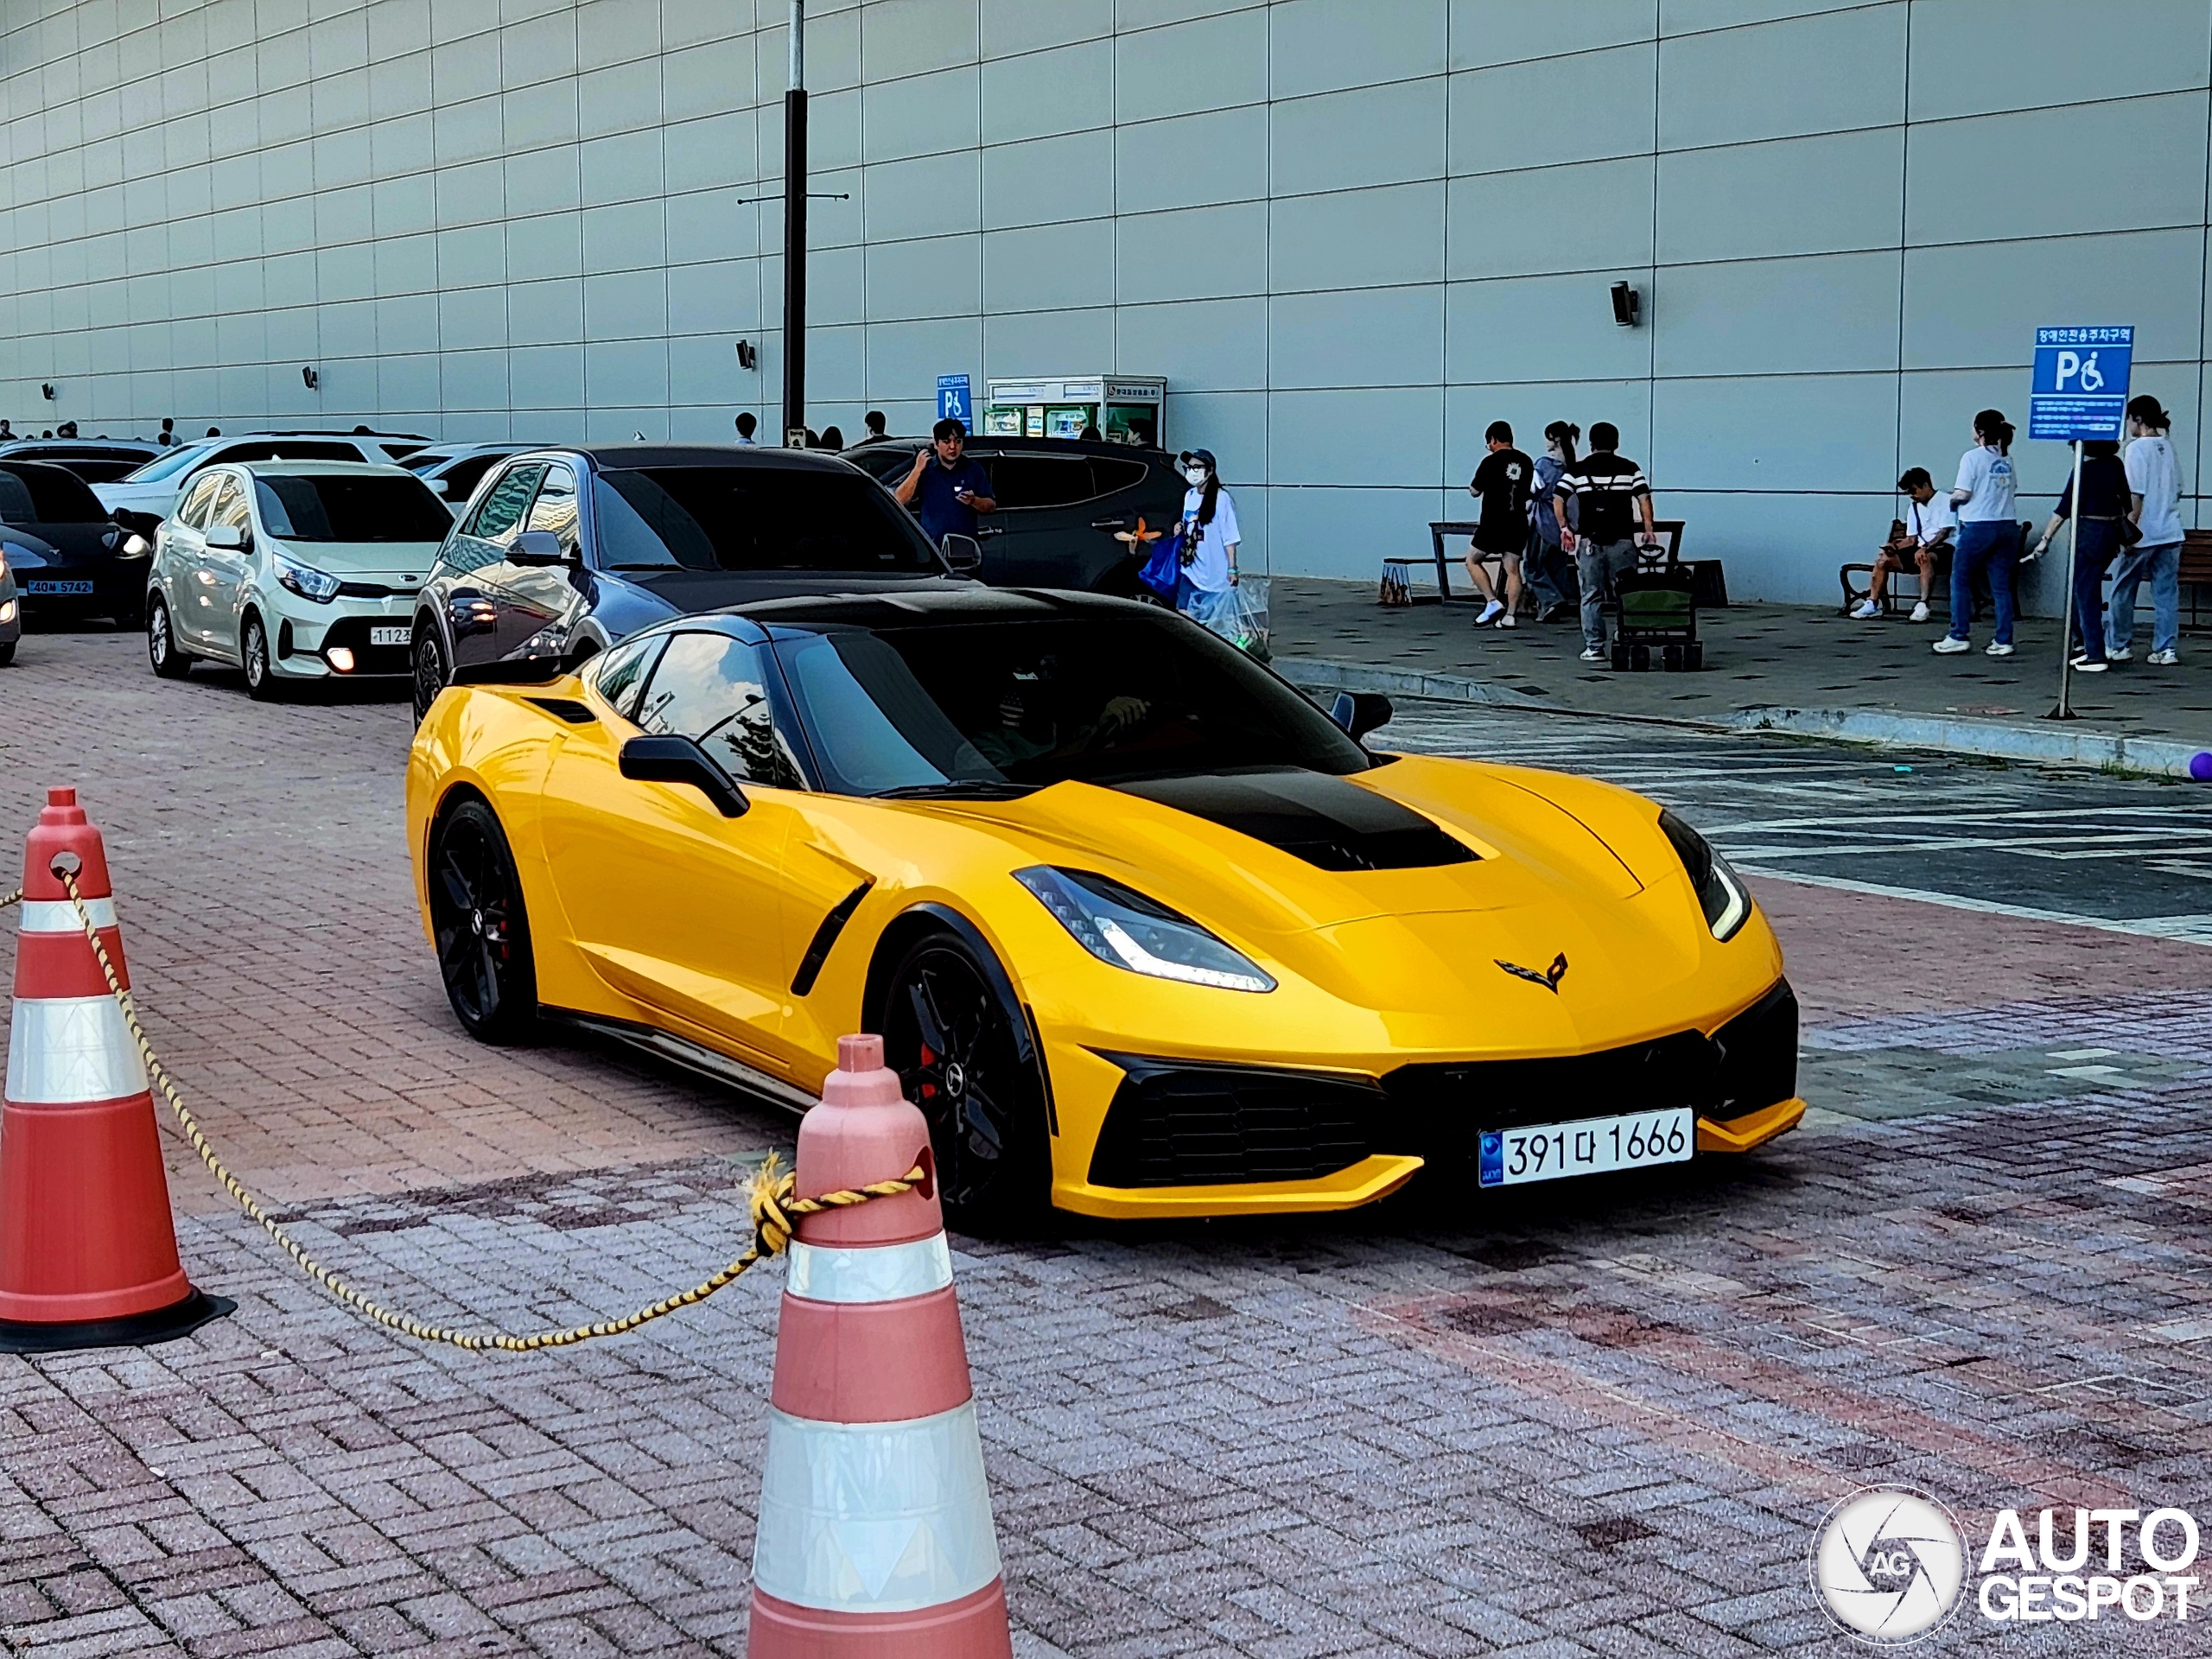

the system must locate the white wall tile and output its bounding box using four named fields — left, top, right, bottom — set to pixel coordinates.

left=1270, top=386, right=1445, bottom=485
left=1451, top=0, right=1655, bottom=70
left=1272, top=0, right=1446, bottom=99
left=861, top=63, right=978, bottom=162
left=1446, top=271, right=1653, bottom=383
left=1114, top=201, right=1268, bottom=303
left=1447, top=44, right=1655, bottom=175
left=981, top=38, right=1109, bottom=147
left=1658, top=3, right=1903, bottom=150
left=1906, top=0, right=2211, bottom=123
left=1656, top=127, right=1899, bottom=264
left=1449, top=158, right=1653, bottom=280
left=1116, top=105, right=1268, bottom=215
left=1272, top=78, right=1445, bottom=197
left=1269, top=284, right=1444, bottom=390
left=1654, top=250, right=1901, bottom=377
left=1271, top=182, right=1444, bottom=292
left=1651, top=371, right=1896, bottom=490
left=982, top=218, right=1116, bottom=313
left=984, top=132, right=1115, bottom=228
left=1114, top=9, right=1268, bottom=125
left=864, top=149, right=980, bottom=243
left=1116, top=295, right=1268, bottom=391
